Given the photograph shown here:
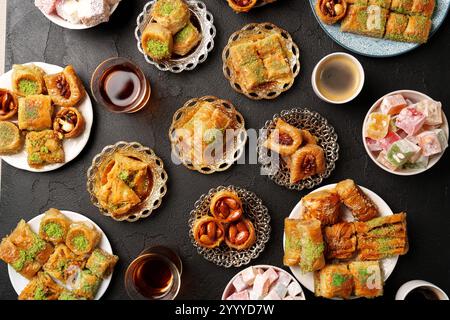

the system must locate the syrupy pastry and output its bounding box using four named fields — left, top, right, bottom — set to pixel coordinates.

left=263, top=118, right=303, bottom=157
left=289, top=144, right=326, bottom=184
left=193, top=216, right=225, bottom=249
left=0, top=89, right=19, bottom=120
left=302, top=189, right=341, bottom=225
left=173, top=21, right=201, bottom=56
left=18, top=95, right=53, bottom=131
left=316, top=0, right=347, bottom=25
left=0, top=220, right=53, bottom=280
left=86, top=248, right=119, bottom=279
left=227, top=0, right=258, bottom=13
left=141, top=22, right=173, bottom=61
left=44, top=65, right=85, bottom=108
left=39, top=208, right=72, bottom=244
left=335, top=179, right=379, bottom=221
left=297, top=219, right=326, bottom=273
left=301, top=129, right=317, bottom=145
left=349, top=261, right=383, bottom=298
left=283, top=218, right=302, bottom=266
left=150, top=0, right=190, bottom=34
left=43, top=244, right=86, bottom=283
left=53, top=107, right=85, bottom=139
left=0, top=121, right=22, bottom=155
left=225, top=218, right=256, bottom=250
left=314, top=264, right=354, bottom=299
left=324, top=222, right=357, bottom=260
left=12, top=64, right=47, bottom=96
left=355, top=212, right=408, bottom=260
left=25, top=130, right=65, bottom=168
left=94, top=149, right=155, bottom=218
left=19, top=272, right=63, bottom=300
left=65, top=221, right=101, bottom=256
left=73, top=270, right=101, bottom=300
left=209, top=190, right=243, bottom=223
